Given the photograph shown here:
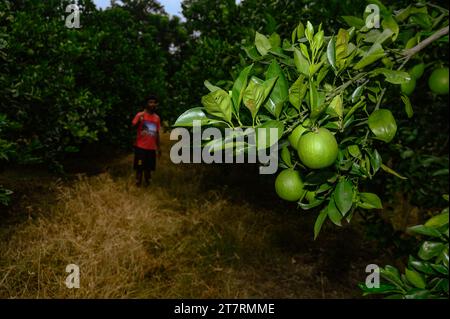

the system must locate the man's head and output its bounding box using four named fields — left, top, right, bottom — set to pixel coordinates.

left=144, top=95, right=158, bottom=113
